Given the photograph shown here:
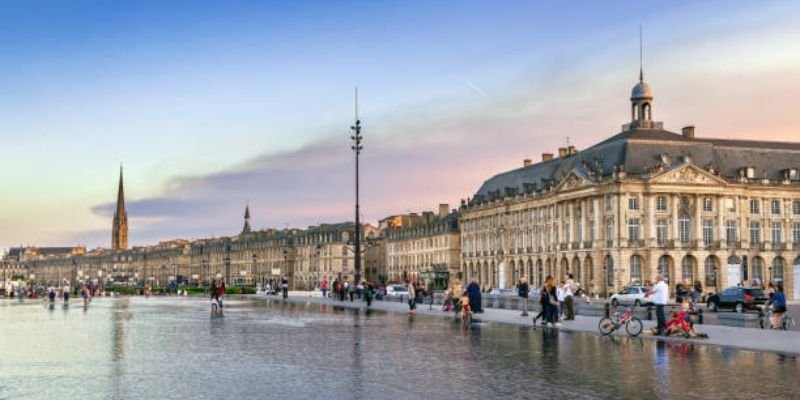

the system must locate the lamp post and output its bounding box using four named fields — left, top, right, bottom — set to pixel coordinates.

left=350, top=88, right=363, bottom=287
left=252, top=253, right=258, bottom=290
